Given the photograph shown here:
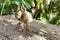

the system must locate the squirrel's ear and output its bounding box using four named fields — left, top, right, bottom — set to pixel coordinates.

left=17, top=5, right=20, bottom=11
